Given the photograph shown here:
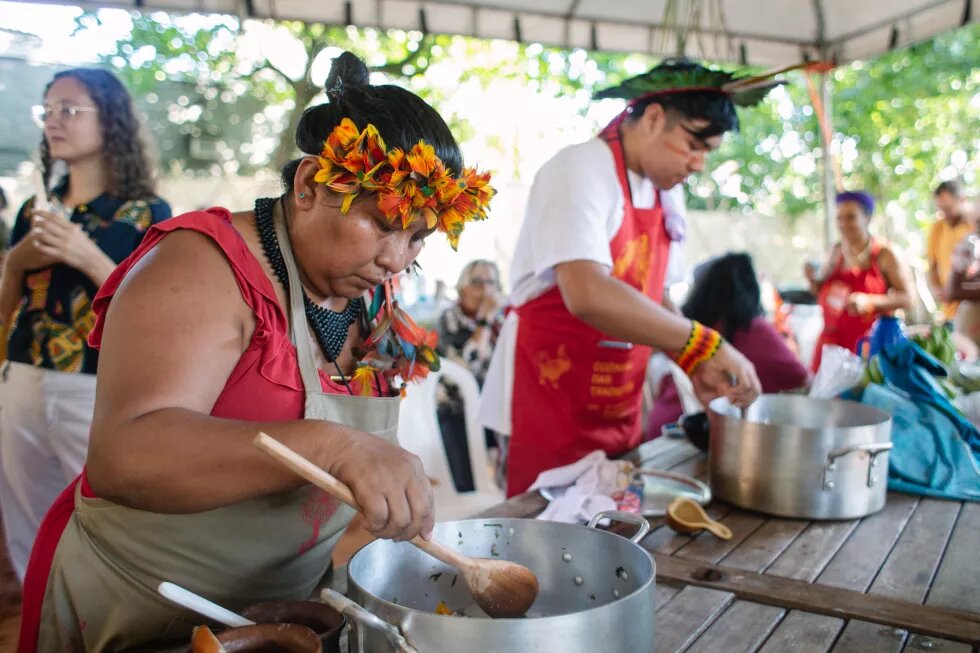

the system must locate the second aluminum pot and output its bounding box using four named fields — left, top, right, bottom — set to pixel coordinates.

left=708, top=394, right=893, bottom=520
left=338, top=512, right=655, bottom=653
